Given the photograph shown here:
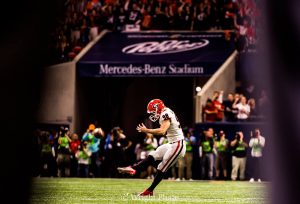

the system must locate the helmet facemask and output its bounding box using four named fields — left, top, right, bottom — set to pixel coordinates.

left=149, top=111, right=160, bottom=122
